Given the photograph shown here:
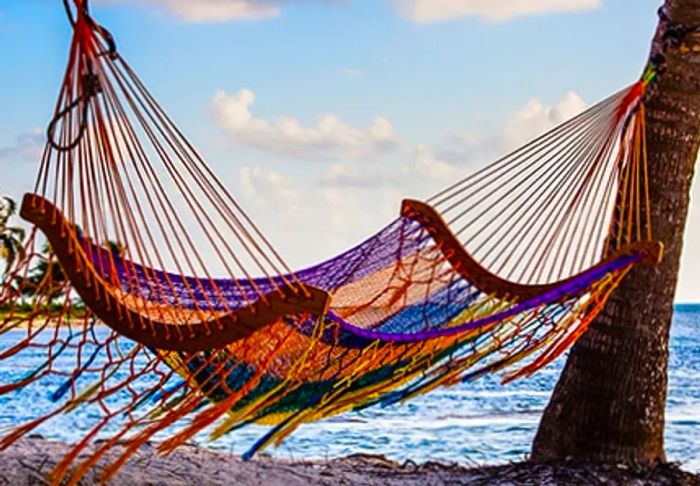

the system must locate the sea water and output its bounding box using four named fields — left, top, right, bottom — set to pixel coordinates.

left=0, top=305, right=698, bottom=470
